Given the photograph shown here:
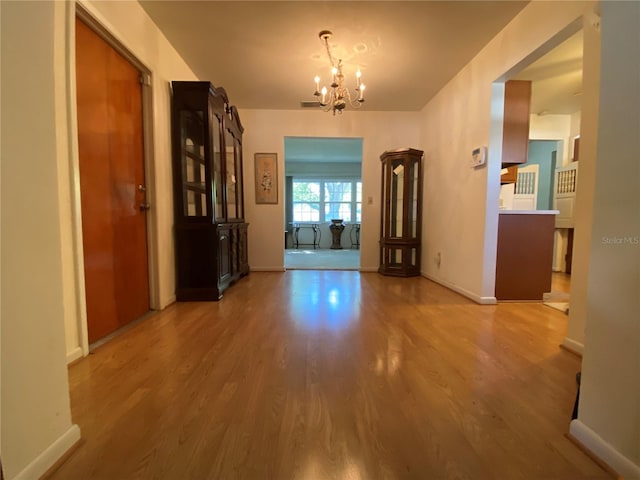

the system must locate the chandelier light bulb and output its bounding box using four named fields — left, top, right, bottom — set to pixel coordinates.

left=314, top=76, right=321, bottom=94
left=359, top=84, right=366, bottom=102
